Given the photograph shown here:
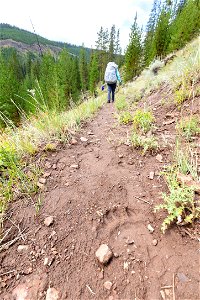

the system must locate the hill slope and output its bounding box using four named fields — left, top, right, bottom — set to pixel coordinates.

left=0, top=23, right=91, bottom=57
